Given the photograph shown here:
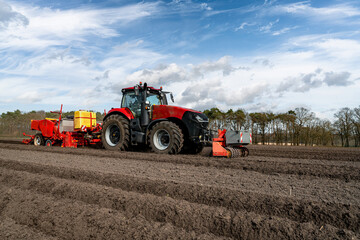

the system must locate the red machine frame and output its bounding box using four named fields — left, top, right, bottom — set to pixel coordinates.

left=23, top=105, right=102, bottom=148
left=212, top=129, right=250, bottom=158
